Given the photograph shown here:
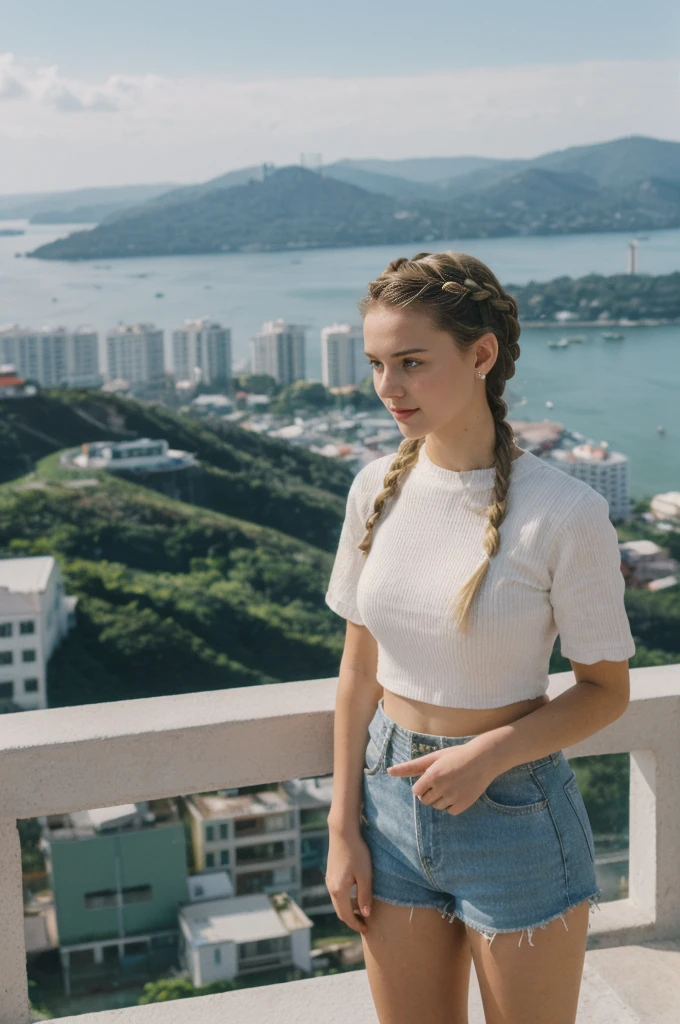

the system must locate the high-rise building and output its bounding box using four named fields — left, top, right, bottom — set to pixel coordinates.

left=320, top=322, right=367, bottom=388
left=251, top=319, right=305, bottom=385
left=545, top=442, right=632, bottom=522
left=0, top=325, right=100, bottom=387
left=105, top=323, right=165, bottom=384
left=172, top=318, right=232, bottom=386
